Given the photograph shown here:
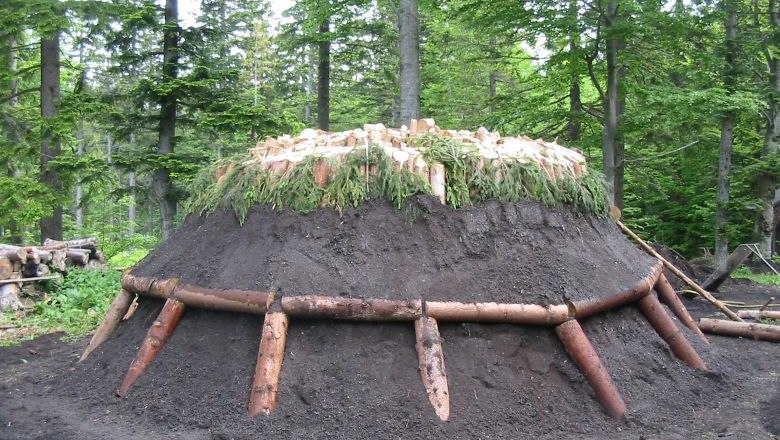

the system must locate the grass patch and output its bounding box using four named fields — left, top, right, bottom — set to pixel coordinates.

left=1, top=268, right=121, bottom=346
left=186, top=135, right=610, bottom=222
left=731, top=267, right=780, bottom=287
